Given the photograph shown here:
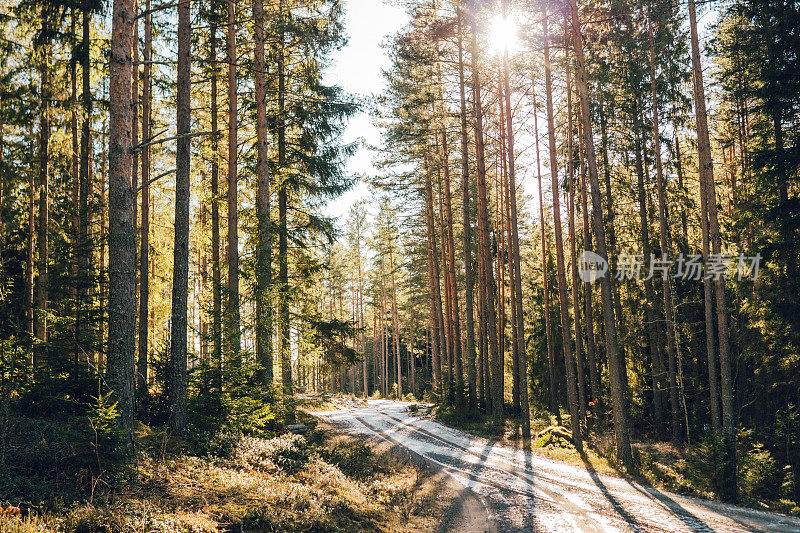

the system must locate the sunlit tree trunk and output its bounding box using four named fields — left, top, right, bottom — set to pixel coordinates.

left=456, top=2, right=477, bottom=410
left=566, top=61, right=587, bottom=424
left=542, top=3, right=581, bottom=449
left=226, top=0, right=241, bottom=359
left=253, top=0, right=272, bottom=384
left=107, top=0, right=137, bottom=434
left=648, top=12, right=682, bottom=445
left=423, top=154, right=444, bottom=395
left=469, top=0, right=502, bottom=421
left=532, top=89, right=560, bottom=424
left=168, top=0, right=191, bottom=435
left=568, top=0, right=631, bottom=467
left=137, top=0, right=152, bottom=395
left=209, top=18, right=223, bottom=398
left=688, top=0, right=736, bottom=499
left=70, top=10, right=80, bottom=366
